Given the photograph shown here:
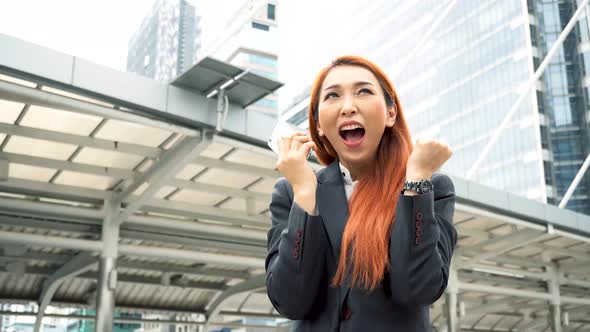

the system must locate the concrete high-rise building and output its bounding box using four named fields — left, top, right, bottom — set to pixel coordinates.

left=280, top=0, right=590, bottom=215
left=127, top=0, right=202, bottom=81
left=204, top=0, right=279, bottom=115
